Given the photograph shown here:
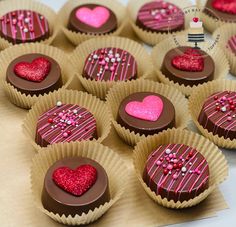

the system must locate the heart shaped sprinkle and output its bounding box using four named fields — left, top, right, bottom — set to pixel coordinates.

left=76, top=6, right=110, bottom=28
left=53, top=165, right=97, bottom=196
left=212, top=0, right=236, bottom=14
left=125, top=95, right=164, bottom=121
left=171, top=48, right=204, bottom=72
left=14, top=57, right=51, bottom=82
